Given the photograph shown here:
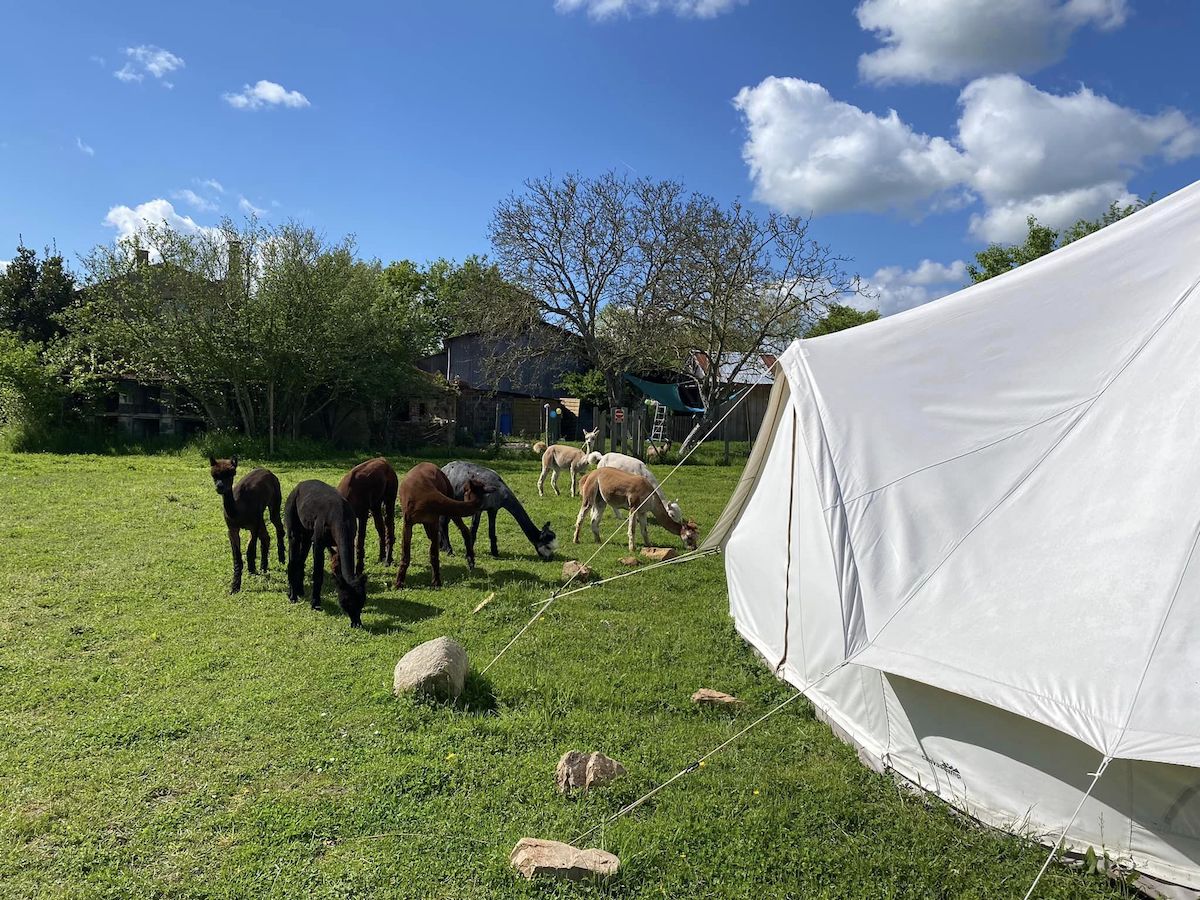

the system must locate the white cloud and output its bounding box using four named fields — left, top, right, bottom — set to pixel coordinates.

left=113, top=45, right=184, bottom=85
left=103, top=198, right=222, bottom=247
left=735, top=74, right=1199, bottom=242
left=172, top=189, right=219, bottom=213
left=856, top=0, right=1128, bottom=84
left=89, top=55, right=106, bottom=67
left=555, top=0, right=745, bottom=18
left=733, top=77, right=970, bottom=216
left=866, top=259, right=968, bottom=315
left=223, top=80, right=310, bottom=110
left=199, top=178, right=225, bottom=194
left=76, top=137, right=95, bottom=157
left=0, top=260, right=9, bottom=274
left=238, top=196, right=267, bottom=217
